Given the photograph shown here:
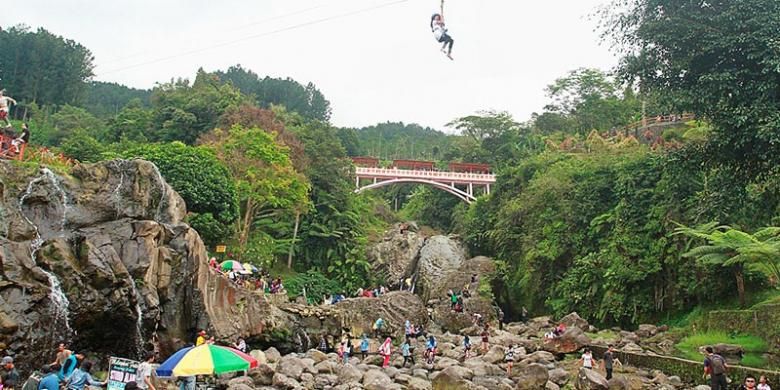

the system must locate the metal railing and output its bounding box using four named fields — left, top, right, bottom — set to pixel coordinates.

left=355, top=167, right=496, bottom=183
